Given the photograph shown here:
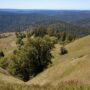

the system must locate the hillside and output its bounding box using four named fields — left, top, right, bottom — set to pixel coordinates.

left=26, top=35, right=90, bottom=86
left=0, top=32, right=16, bottom=55
left=0, top=71, right=23, bottom=84
left=0, top=34, right=90, bottom=90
